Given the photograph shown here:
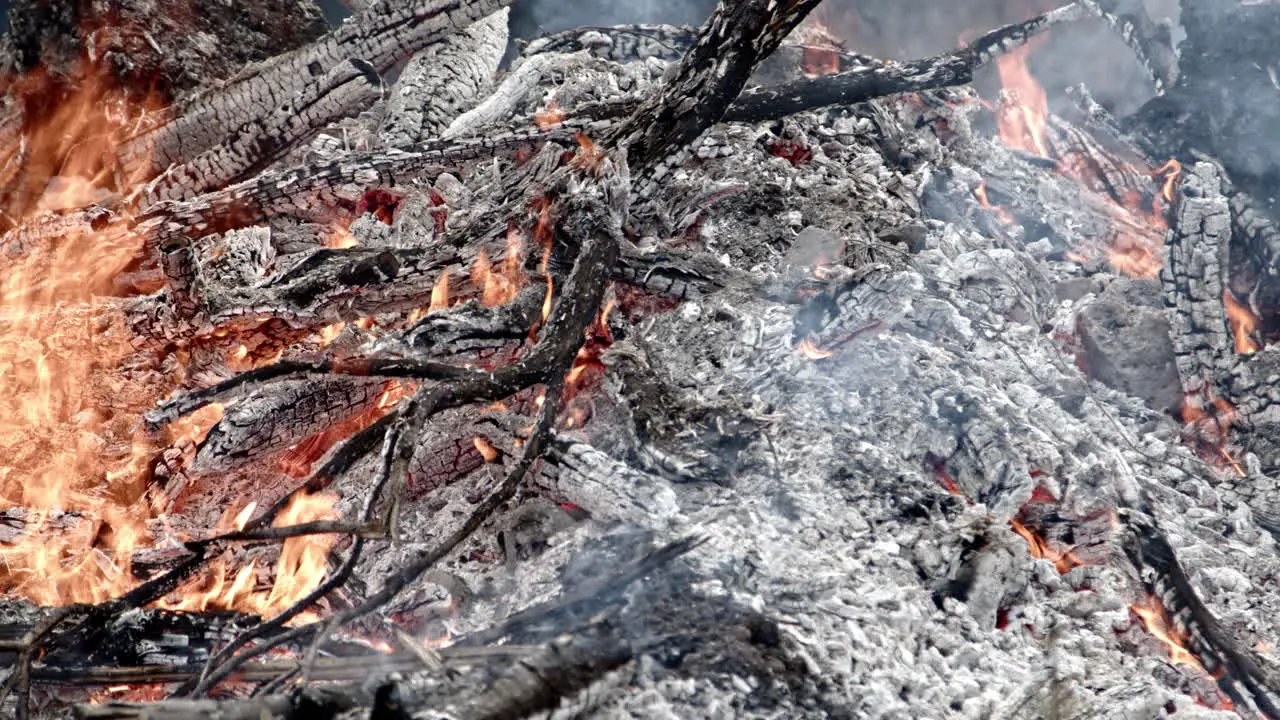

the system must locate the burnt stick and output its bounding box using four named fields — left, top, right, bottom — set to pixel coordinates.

left=725, top=2, right=1090, bottom=123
